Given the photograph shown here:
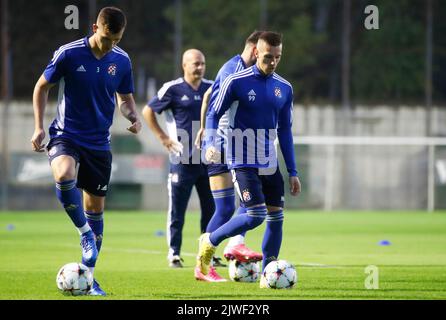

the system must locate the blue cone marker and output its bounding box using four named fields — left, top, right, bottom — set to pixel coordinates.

left=155, top=230, right=165, bottom=237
